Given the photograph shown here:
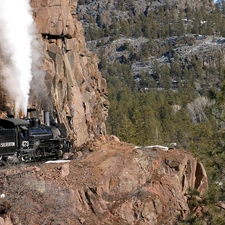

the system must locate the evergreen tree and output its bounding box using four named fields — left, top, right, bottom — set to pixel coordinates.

left=160, top=64, right=171, bottom=90
left=175, top=11, right=185, bottom=36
